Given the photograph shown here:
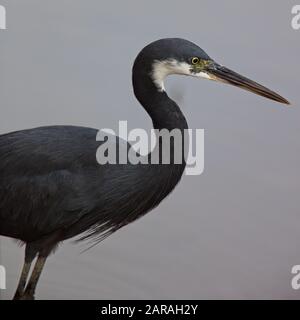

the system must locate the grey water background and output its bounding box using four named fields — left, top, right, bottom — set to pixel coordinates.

left=0, top=0, right=299, bottom=299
